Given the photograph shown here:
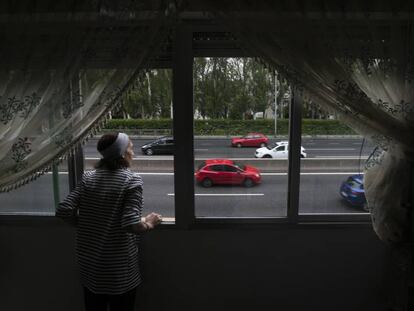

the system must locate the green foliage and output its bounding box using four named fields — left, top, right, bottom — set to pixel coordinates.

left=301, top=119, right=356, bottom=135
left=120, top=58, right=337, bottom=121
left=105, top=118, right=172, bottom=129
left=122, top=70, right=172, bottom=119
left=105, top=119, right=356, bottom=136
